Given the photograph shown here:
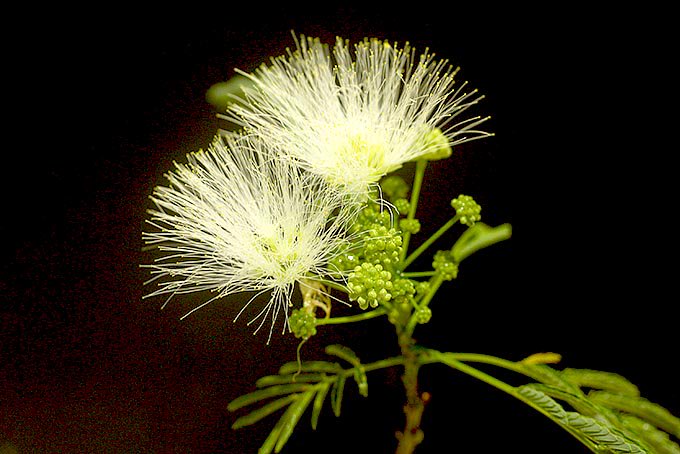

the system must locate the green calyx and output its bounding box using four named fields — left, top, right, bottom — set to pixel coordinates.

left=420, top=127, right=452, bottom=161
